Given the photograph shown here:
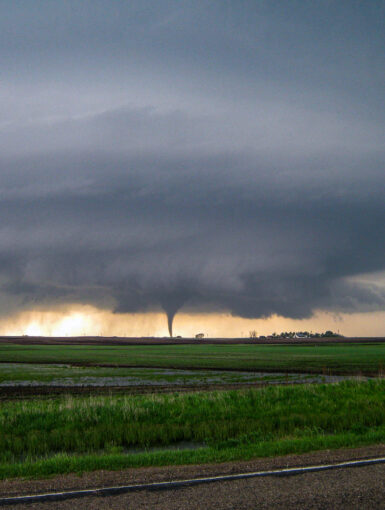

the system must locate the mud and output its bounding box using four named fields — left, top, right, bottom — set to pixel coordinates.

left=0, top=381, right=308, bottom=400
